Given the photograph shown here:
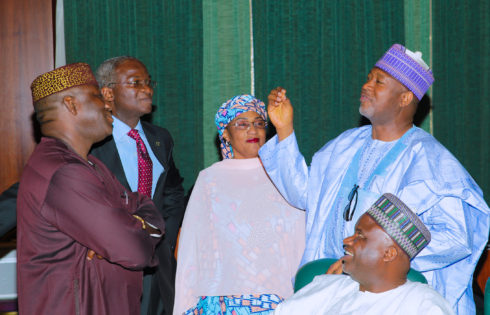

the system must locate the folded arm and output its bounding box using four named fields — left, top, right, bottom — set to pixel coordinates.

left=44, top=164, right=163, bottom=269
